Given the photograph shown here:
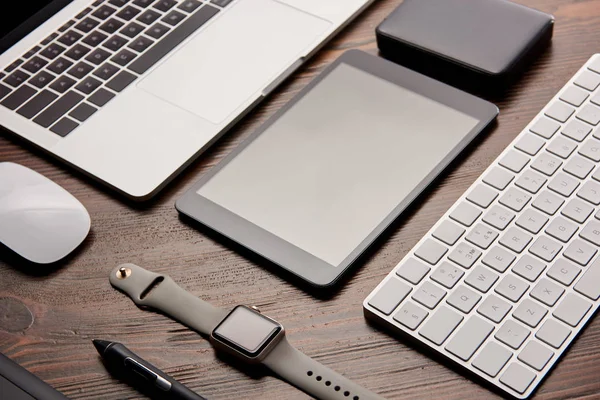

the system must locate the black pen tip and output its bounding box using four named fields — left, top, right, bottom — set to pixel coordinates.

left=92, top=339, right=111, bottom=355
